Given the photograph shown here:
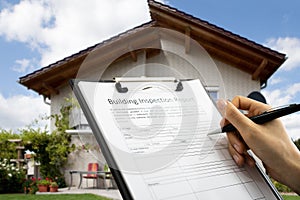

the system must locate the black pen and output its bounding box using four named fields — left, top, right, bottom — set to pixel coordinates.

left=208, top=103, right=300, bottom=135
